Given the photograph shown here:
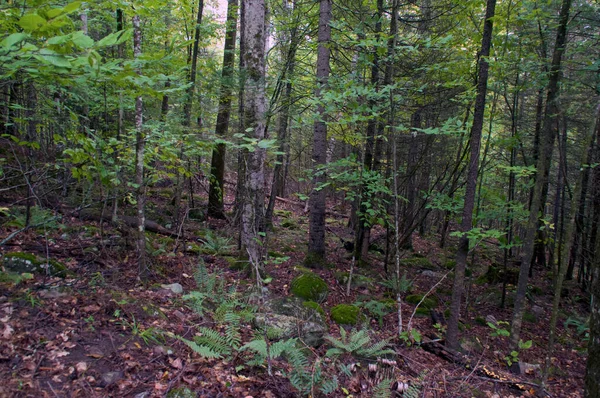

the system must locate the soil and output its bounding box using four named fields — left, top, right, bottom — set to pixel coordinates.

left=0, top=194, right=588, bottom=397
